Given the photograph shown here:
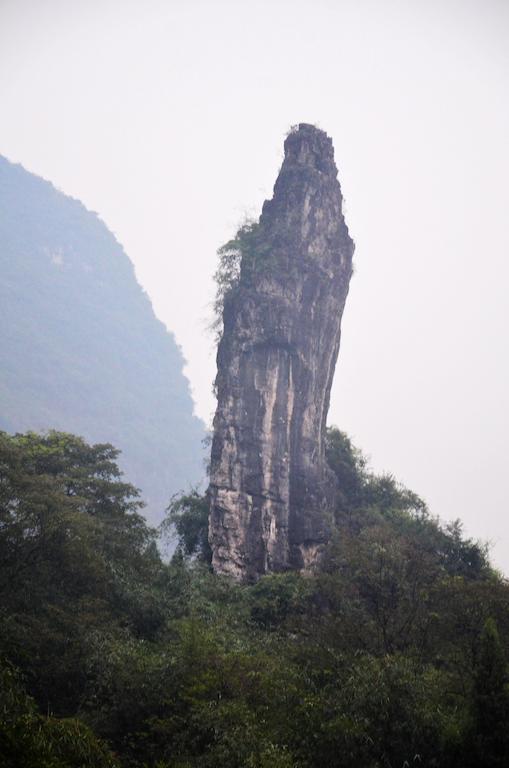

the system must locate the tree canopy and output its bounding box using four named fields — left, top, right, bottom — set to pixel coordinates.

left=1, top=428, right=508, bottom=768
